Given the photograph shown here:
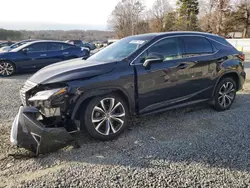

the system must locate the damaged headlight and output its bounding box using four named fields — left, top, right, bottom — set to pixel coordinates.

left=28, top=88, right=67, bottom=108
